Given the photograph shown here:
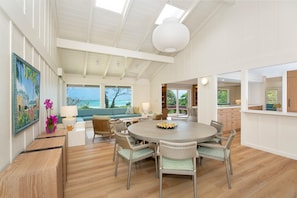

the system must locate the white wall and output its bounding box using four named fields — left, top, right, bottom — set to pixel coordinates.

left=242, top=112, right=297, bottom=159
left=151, top=0, right=297, bottom=159
left=0, top=0, right=59, bottom=171
left=248, top=82, right=264, bottom=106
